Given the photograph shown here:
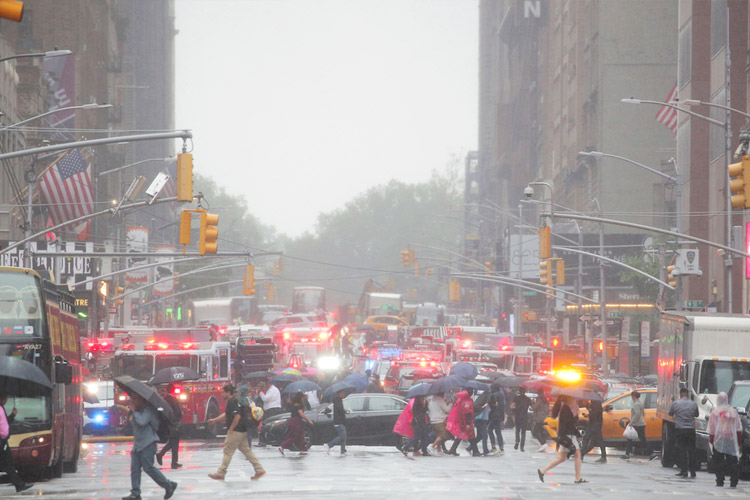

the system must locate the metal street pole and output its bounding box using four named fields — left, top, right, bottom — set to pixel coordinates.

left=723, top=3, right=733, bottom=313
left=516, top=203, right=523, bottom=337
left=599, top=215, right=607, bottom=375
